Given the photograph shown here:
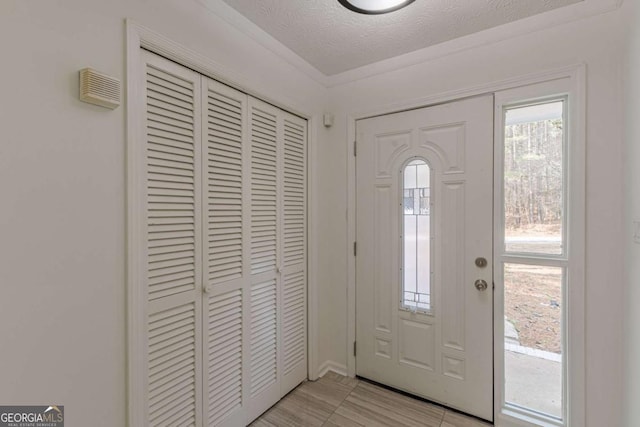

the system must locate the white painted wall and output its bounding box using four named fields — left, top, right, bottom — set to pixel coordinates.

left=623, top=0, right=640, bottom=425
left=319, top=8, right=625, bottom=426
left=0, top=1, right=325, bottom=425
